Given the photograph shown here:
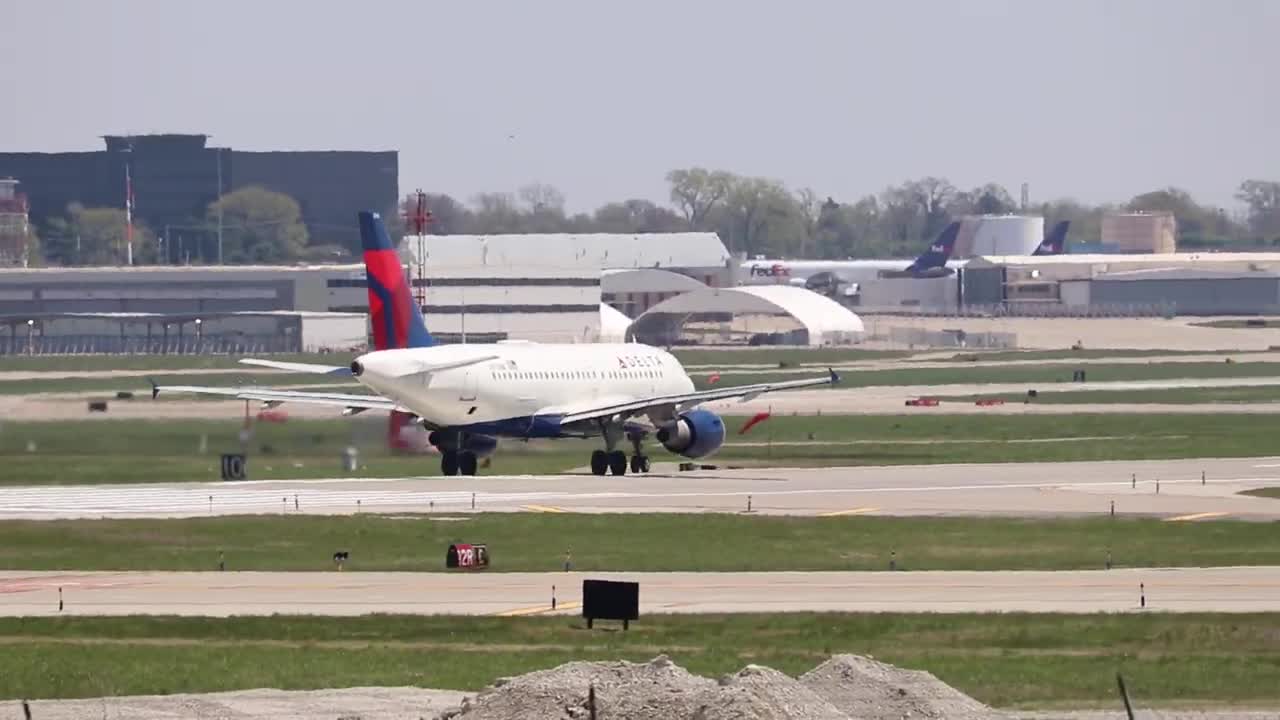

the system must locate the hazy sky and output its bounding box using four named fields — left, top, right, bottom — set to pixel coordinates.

left=3, top=0, right=1276, bottom=213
